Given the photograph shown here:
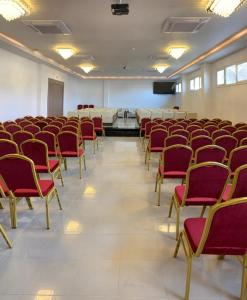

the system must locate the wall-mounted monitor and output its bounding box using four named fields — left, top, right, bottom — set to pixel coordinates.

left=153, top=81, right=176, bottom=94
